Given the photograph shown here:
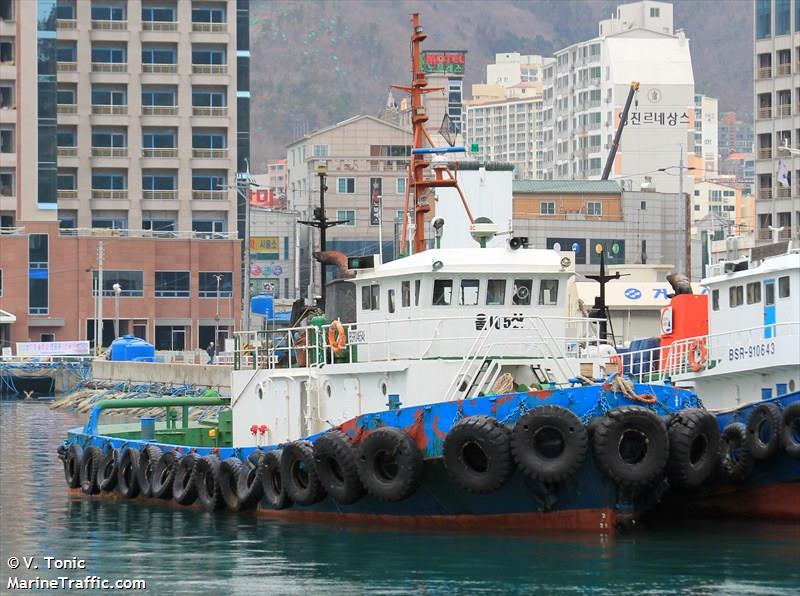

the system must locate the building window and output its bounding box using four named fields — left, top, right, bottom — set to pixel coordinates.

left=192, top=90, right=226, bottom=107
left=92, top=217, right=126, bottom=229
left=649, top=7, right=660, bottom=17
left=776, top=0, right=790, bottom=35
left=92, top=87, right=126, bottom=106
left=192, top=49, right=226, bottom=65
left=312, top=144, right=329, bottom=157
left=143, top=217, right=176, bottom=234
left=142, top=47, right=176, bottom=65
left=192, top=174, right=226, bottom=190
left=756, top=0, right=771, bottom=38
left=155, top=272, right=190, bottom=297
left=337, top=177, right=356, bottom=194
left=336, top=209, right=355, bottom=226
left=91, top=130, right=126, bottom=148
left=142, top=89, right=177, bottom=107
left=779, top=276, right=791, bottom=298
left=192, top=7, right=226, bottom=23
left=199, top=272, right=233, bottom=297
left=540, top=201, right=555, bottom=215
left=57, top=172, right=76, bottom=190
left=91, top=5, right=125, bottom=21
left=142, top=6, right=175, bottom=22
left=142, top=172, right=176, bottom=191
left=396, top=177, right=407, bottom=194
left=91, top=47, right=126, bottom=63
left=93, top=271, right=144, bottom=297
left=143, top=130, right=177, bottom=148
left=587, top=201, right=602, bottom=216
left=91, top=172, right=126, bottom=189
